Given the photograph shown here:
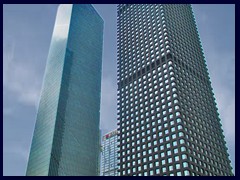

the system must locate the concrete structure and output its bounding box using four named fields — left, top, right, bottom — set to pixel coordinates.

left=117, top=4, right=233, bottom=176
